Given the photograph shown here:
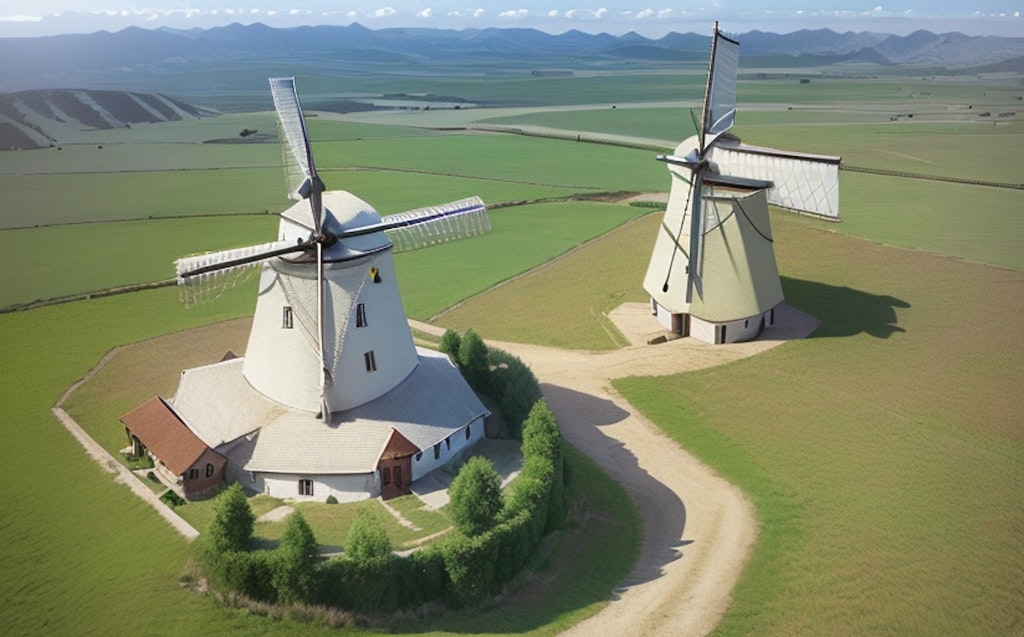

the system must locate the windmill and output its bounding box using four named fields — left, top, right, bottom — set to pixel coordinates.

left=643, top=23, right=841, bottom=344
left=175, top=77, right=489, bottom=418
